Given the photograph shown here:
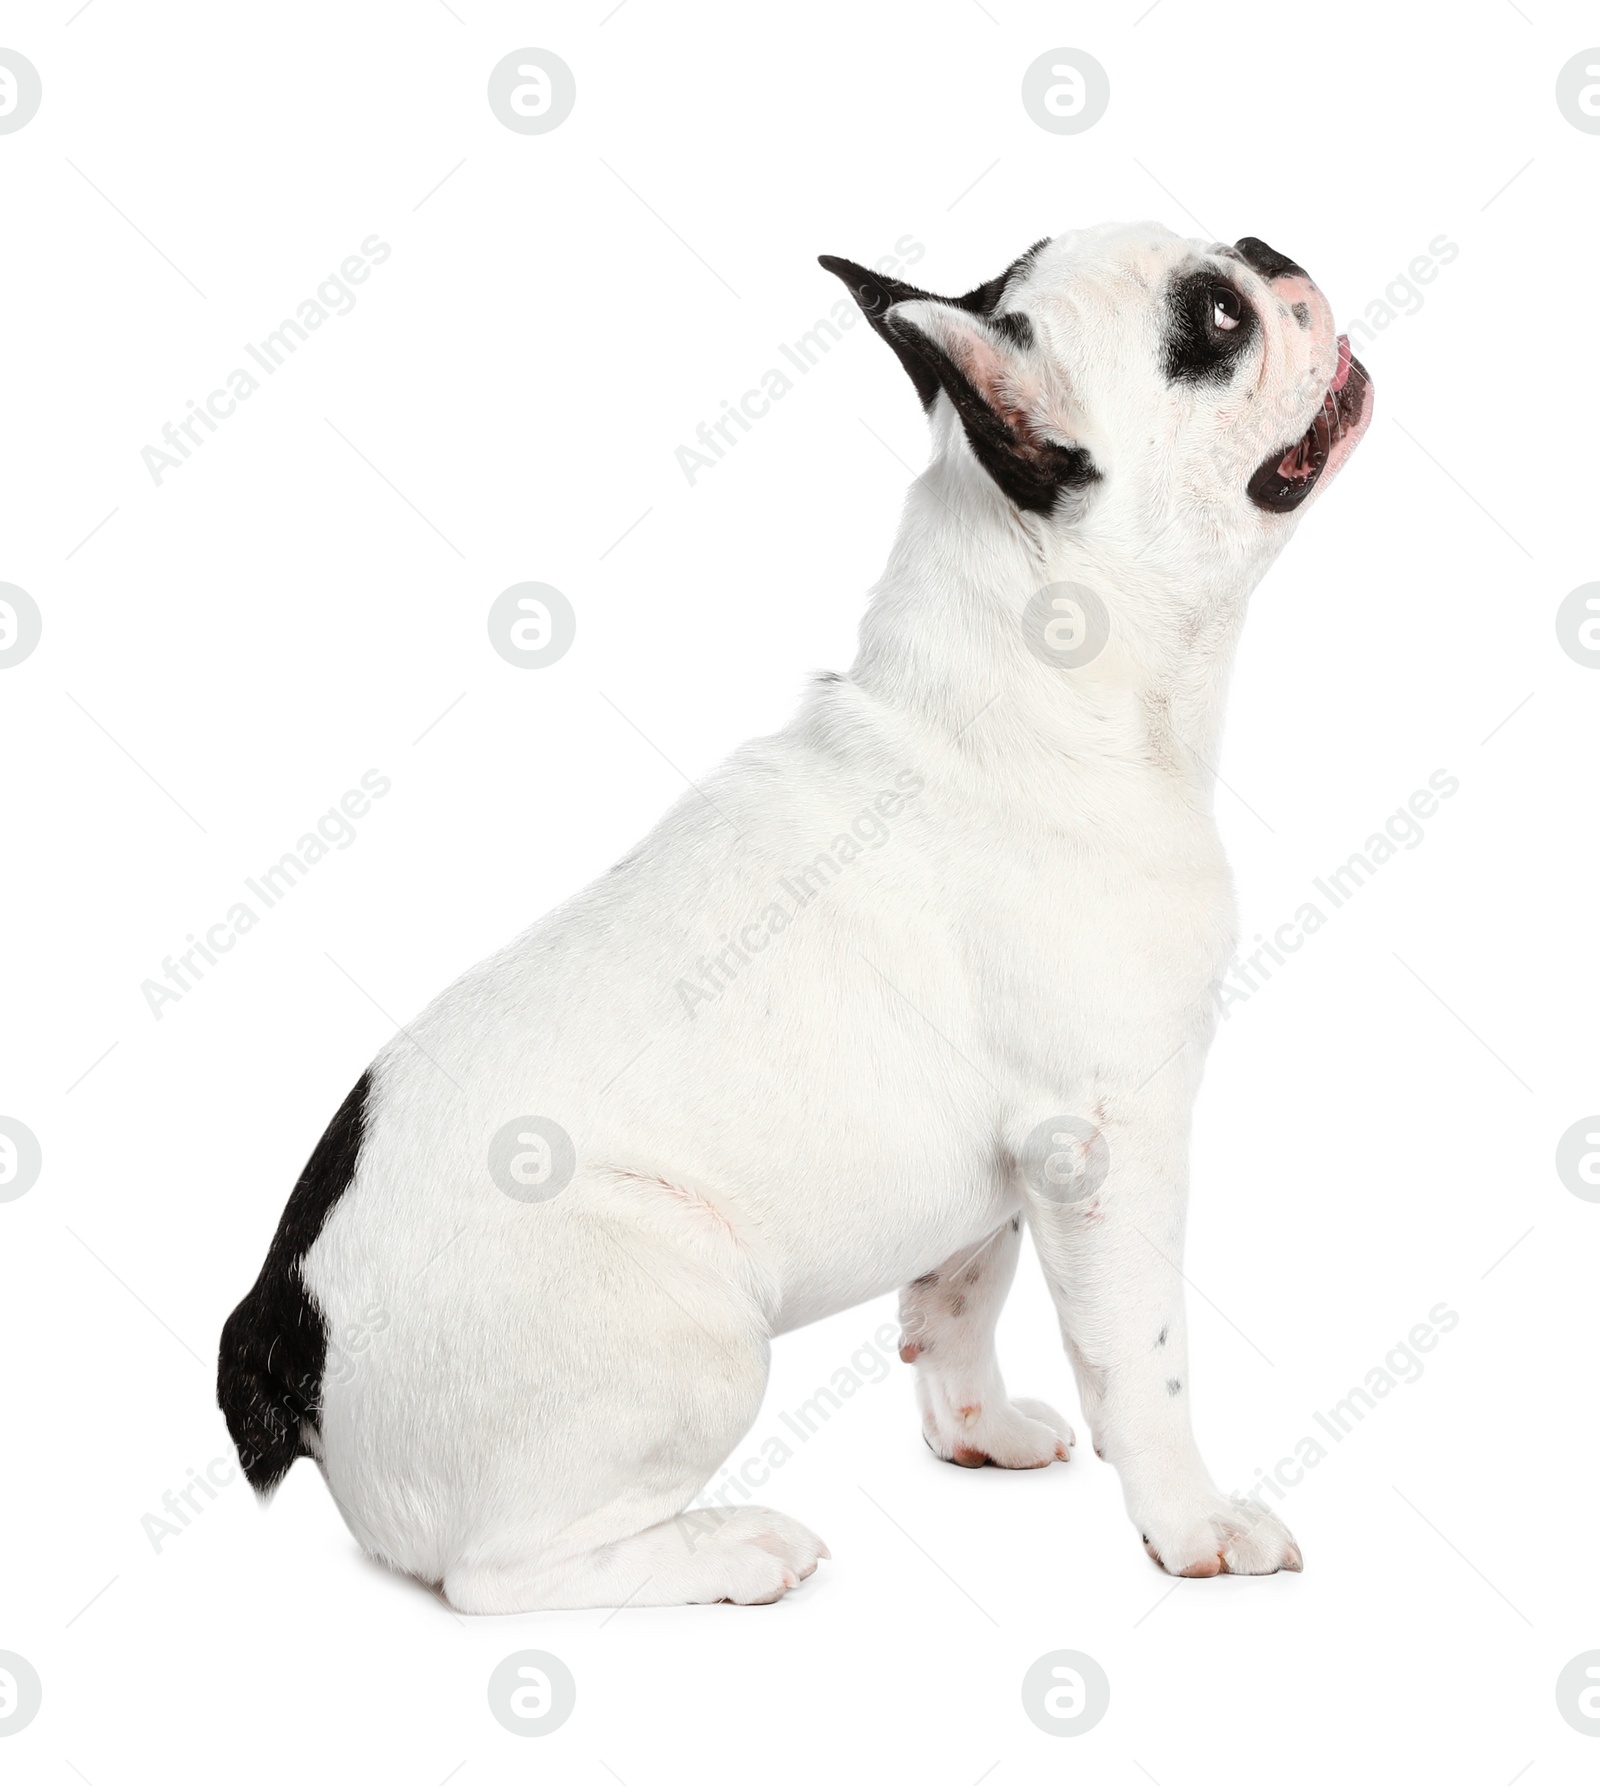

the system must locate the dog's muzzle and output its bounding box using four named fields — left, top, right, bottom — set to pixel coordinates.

left=1231, top=236, right=1374, bottom=515
left=1246, top=337, right=1372, bottom=514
